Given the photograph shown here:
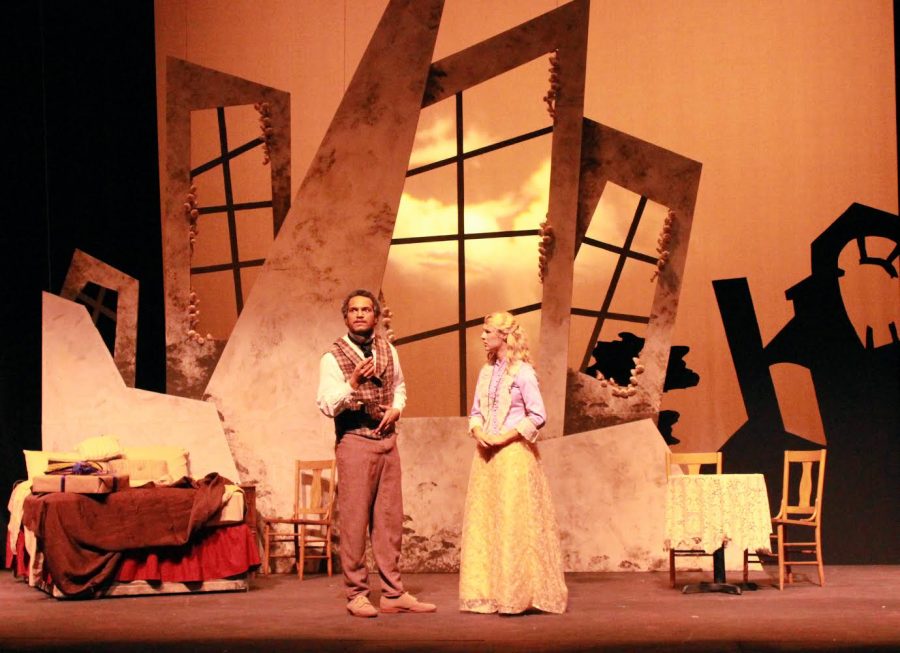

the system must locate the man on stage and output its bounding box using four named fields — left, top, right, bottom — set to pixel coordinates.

left=317, top=289, right=437, bottom=618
